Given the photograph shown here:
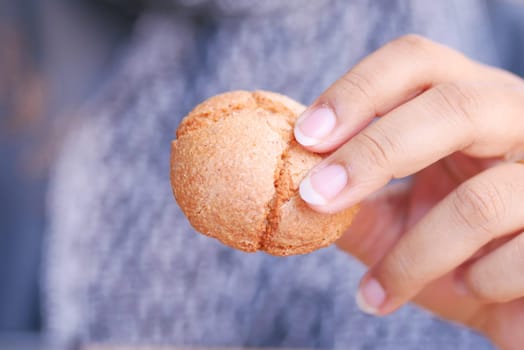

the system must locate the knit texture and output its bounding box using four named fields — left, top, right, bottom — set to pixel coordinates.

left=45, top=0, right=501, bottom=348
